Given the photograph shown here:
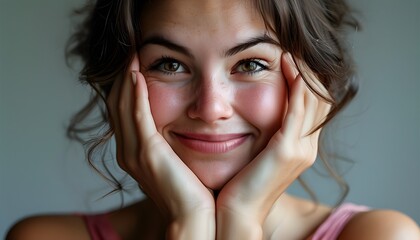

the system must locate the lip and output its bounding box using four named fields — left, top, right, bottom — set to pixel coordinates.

left=173, top=133, right=250, bottom=153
